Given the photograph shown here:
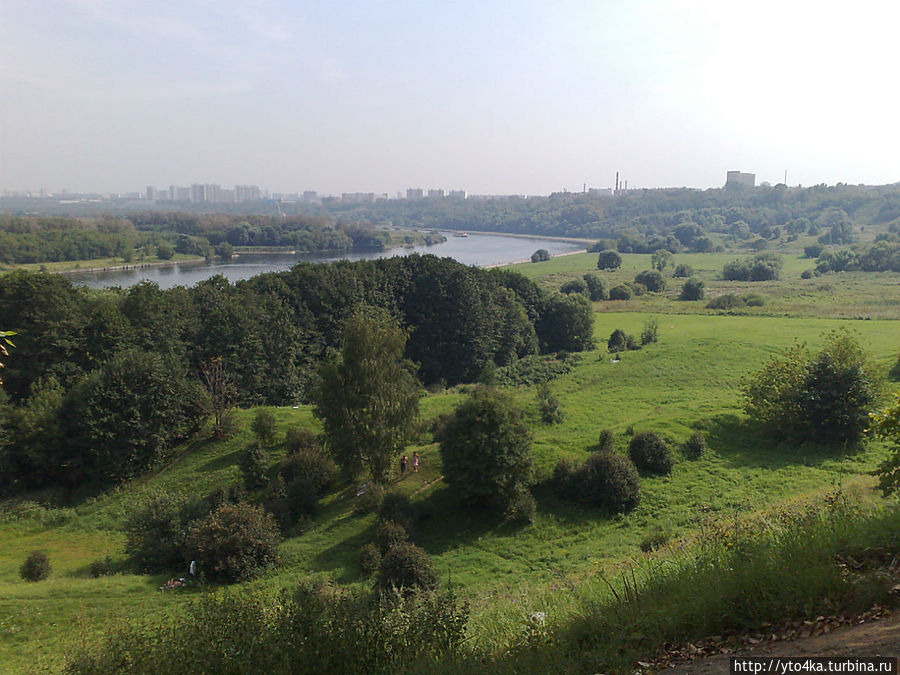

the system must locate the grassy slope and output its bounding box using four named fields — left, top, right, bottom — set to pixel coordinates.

left=3, top=246, right=900, bottom=671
